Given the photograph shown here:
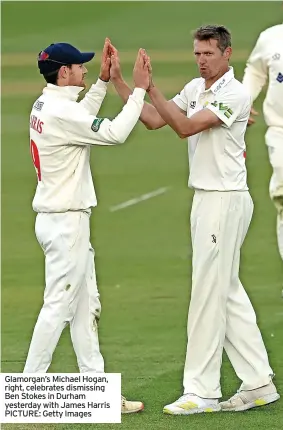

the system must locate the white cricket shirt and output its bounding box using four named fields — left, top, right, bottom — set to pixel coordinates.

left=173, top=67, right=251, bottom=191
left=30, top=79, right=145, bottom=212
left=243, top=24, right=283, bottom=128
